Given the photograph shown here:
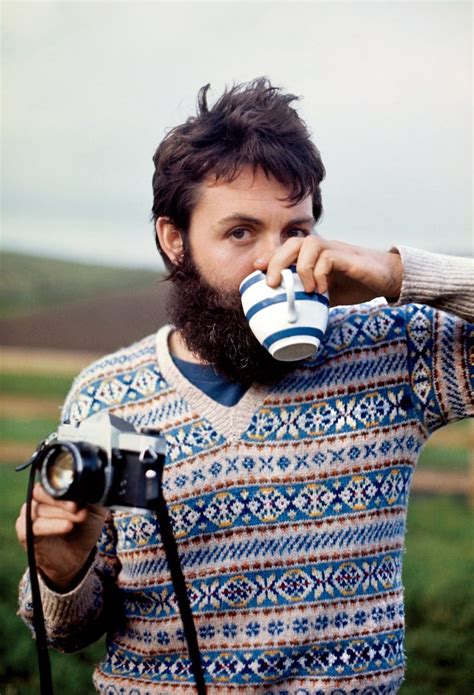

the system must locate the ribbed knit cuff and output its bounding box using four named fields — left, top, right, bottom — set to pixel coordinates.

left=37, top=560, right=102, bottom=624
left=18, top=557, right=101, bottom=627
left=389, top=245, right=474, bottom=322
